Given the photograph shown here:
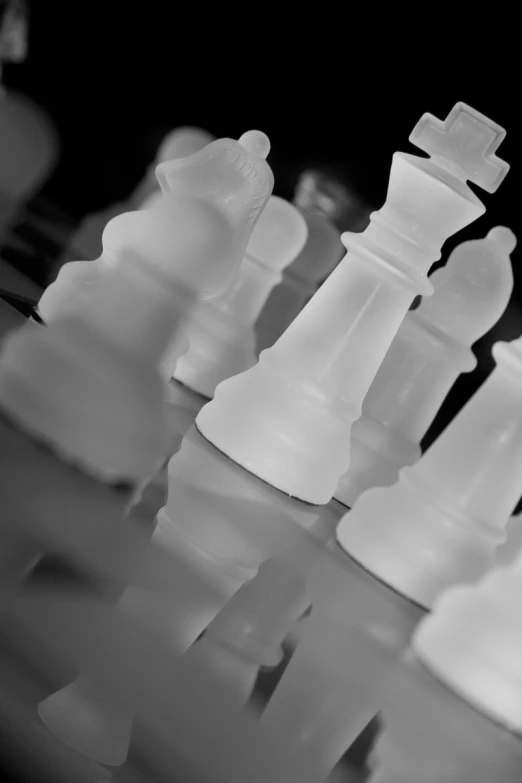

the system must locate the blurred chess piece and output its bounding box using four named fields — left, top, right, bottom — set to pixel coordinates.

left=57, top=126, right=215, bottom=267
left=255, top=168, right=371, bottom=352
